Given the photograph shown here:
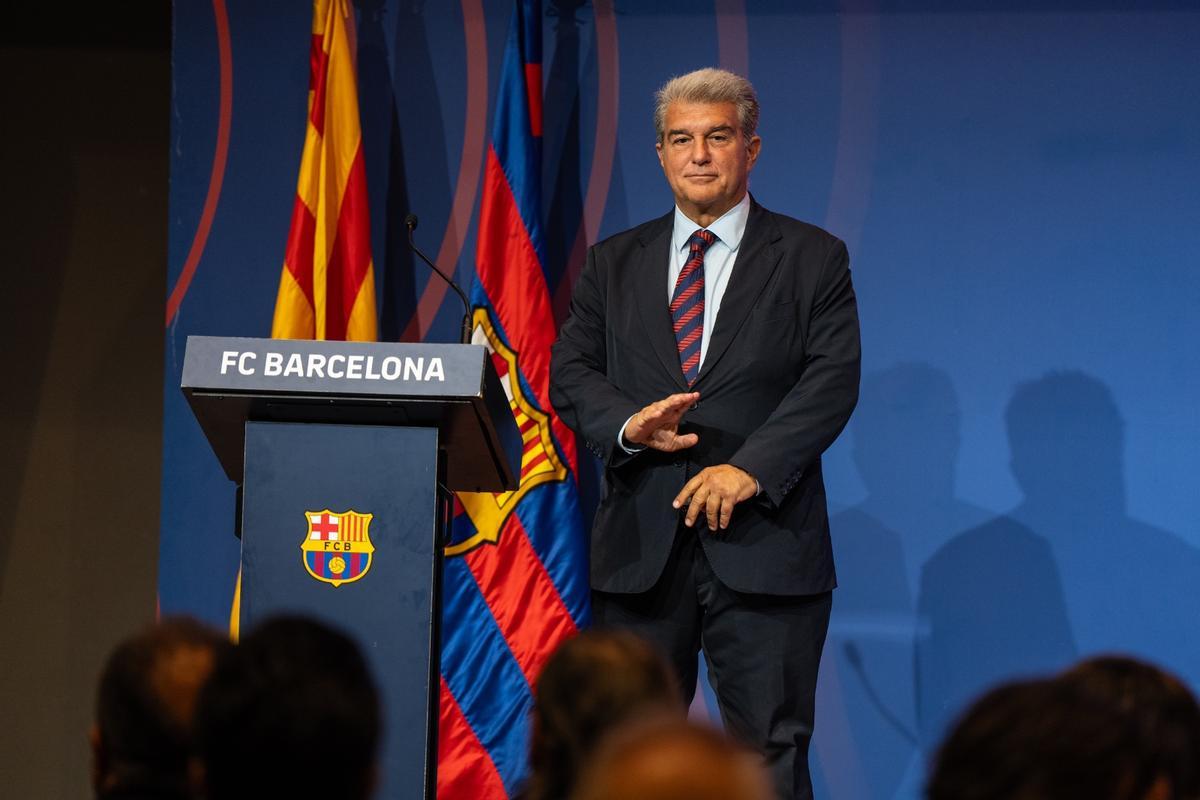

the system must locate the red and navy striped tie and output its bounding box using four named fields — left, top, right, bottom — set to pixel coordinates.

left=671, top=229, right=717, bottom=385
